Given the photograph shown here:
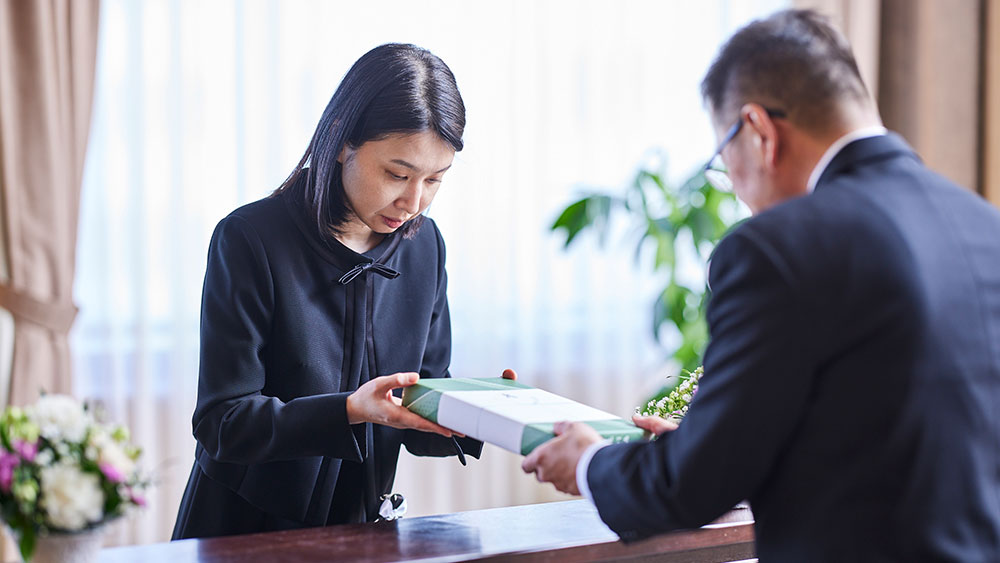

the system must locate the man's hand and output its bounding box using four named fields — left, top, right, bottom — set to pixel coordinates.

left=346, top=372, right=456, bottom=437
left=521, top=421, right=602, bottom=496
left=632, top=413, right=679, bottom=436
